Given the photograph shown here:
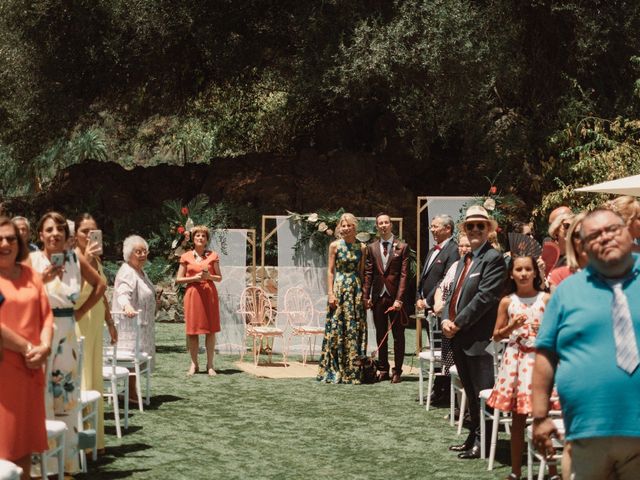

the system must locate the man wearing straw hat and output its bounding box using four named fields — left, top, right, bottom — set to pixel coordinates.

left=442, top=205, right=506, bottom=459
